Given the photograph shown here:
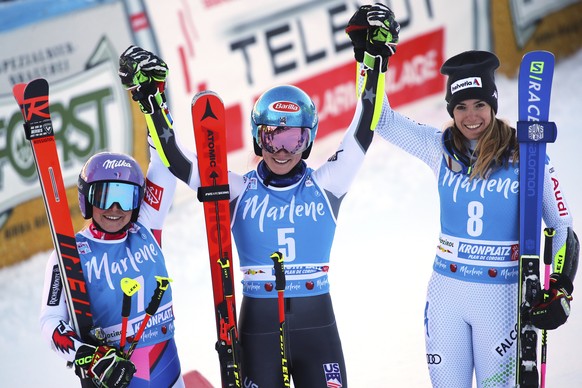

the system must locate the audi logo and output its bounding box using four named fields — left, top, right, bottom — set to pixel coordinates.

left=426, top=354, right=442, bottom=365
